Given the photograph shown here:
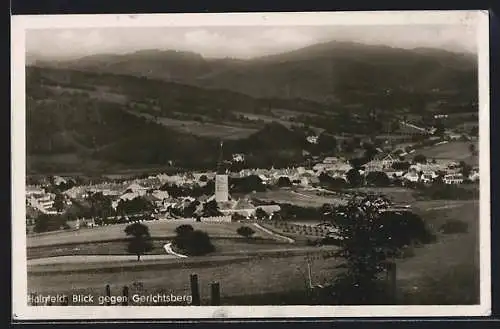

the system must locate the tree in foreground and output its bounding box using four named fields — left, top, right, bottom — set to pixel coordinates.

left=124, top=222, right=153, bottom=261
left=325, top=195, right=435, bottom=304
left=237, top=226, right=256, bottom=238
